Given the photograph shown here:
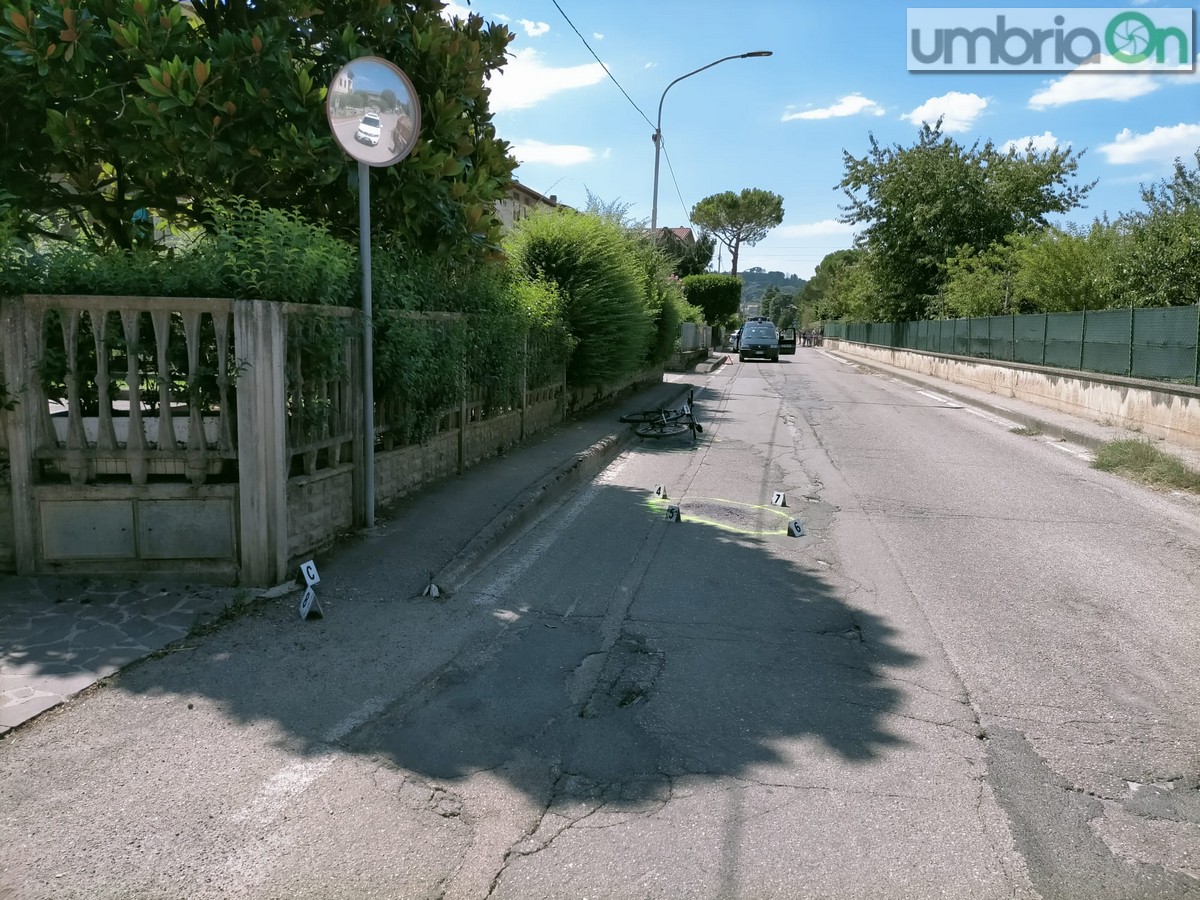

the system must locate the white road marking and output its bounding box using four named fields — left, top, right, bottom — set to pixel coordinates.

left=468, top=456, right=628, bottom=606
left=1047, top=440, right=1095, bottom=461
left=817, top=349, right=858, bottom=366
left=221, top=695, right=391, bottom=887
left=914, top=389, right=962, bottom=408
left=230, top=696, right=390, bottom=827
